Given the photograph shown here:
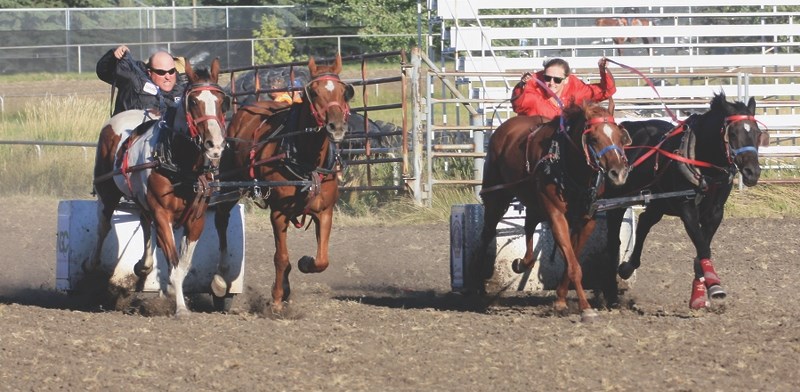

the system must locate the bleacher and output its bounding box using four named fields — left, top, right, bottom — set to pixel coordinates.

left=436, top=0, right=800, bottom=140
